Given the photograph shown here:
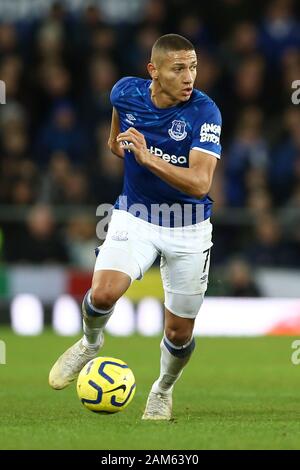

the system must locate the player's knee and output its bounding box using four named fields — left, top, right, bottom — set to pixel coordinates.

left=165, top=327, right=192, bottom=347
left=90, top=287, right=118, bottom=311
